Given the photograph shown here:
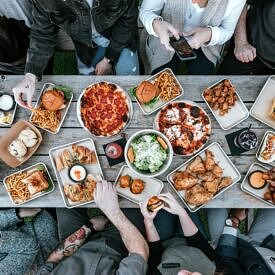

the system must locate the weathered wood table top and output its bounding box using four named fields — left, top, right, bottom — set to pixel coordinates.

left=0, top=75, right=273, bottom=208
